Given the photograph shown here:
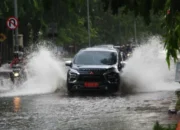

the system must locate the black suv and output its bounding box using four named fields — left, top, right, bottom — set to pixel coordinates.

left=65, top=45, right=125, bottom=94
